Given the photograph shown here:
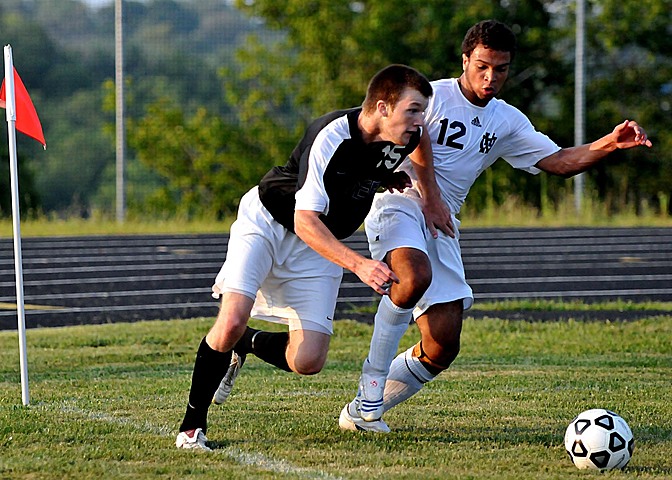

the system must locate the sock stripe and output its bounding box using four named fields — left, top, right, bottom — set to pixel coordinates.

left=359, top=399, right=384, bottom=411
left=403, top=351, right=426, bottom=385
left=250, top=330, right=261, bottom=351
